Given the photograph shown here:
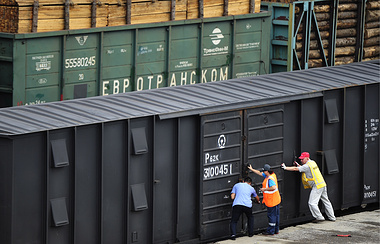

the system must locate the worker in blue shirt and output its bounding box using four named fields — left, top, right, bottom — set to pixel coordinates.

left=230, top=176, right=260, bottom=240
